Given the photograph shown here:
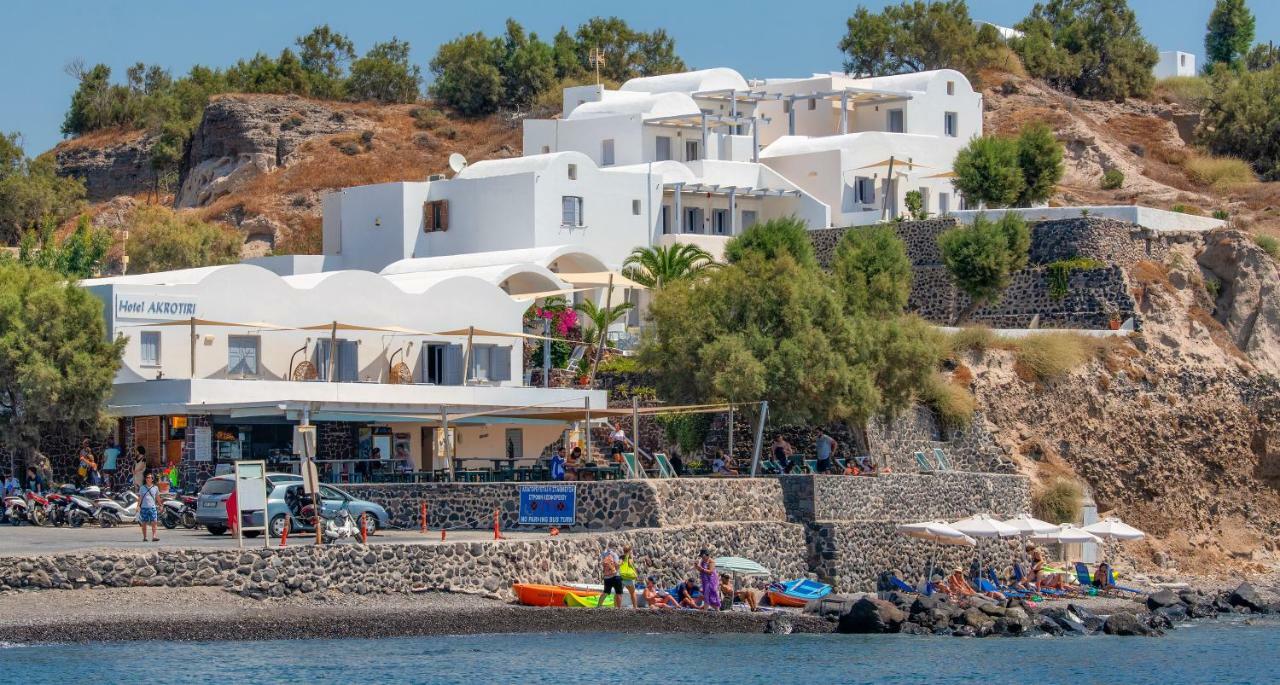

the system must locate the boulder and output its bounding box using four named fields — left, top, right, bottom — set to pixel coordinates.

left=1154, top=604, right=1188, bottom=623
left=951, top=625, right=977, bottom=638
left=962, top=607, right=996, bottom=636
left=1041, top=607, right=1089, bottom=635
left=1004, top=606, right=1032, bottom=634
left=1035, top=615, right=1064, bottom=636
left=1146, top=589, right=1180, bottom=610
left=900, top=621, right=931, bottom=635
left=837, top=597, right=906, bottom=634
left=1103, top=612, right=1156, bottom=636
left=1228, top=583, right=1265, bottom=612
left=977, top=601, right=1006, bottom=617
left=807, top=594, right=861, bottom=619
